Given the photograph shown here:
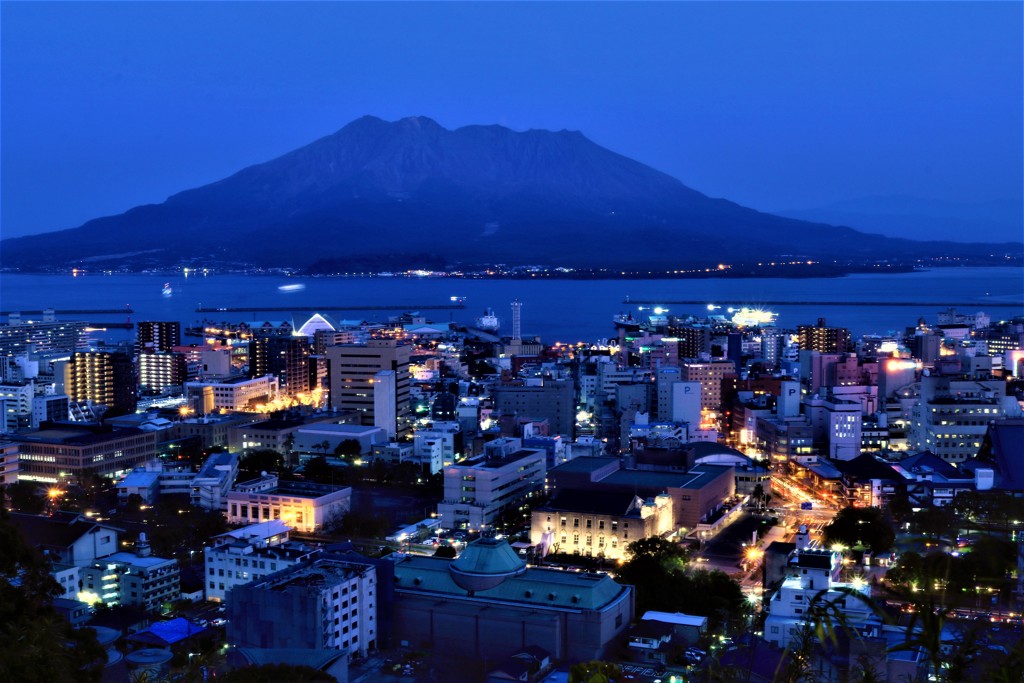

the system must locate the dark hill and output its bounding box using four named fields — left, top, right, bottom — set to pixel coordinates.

left=2, top=116, right=1019, bottom=270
